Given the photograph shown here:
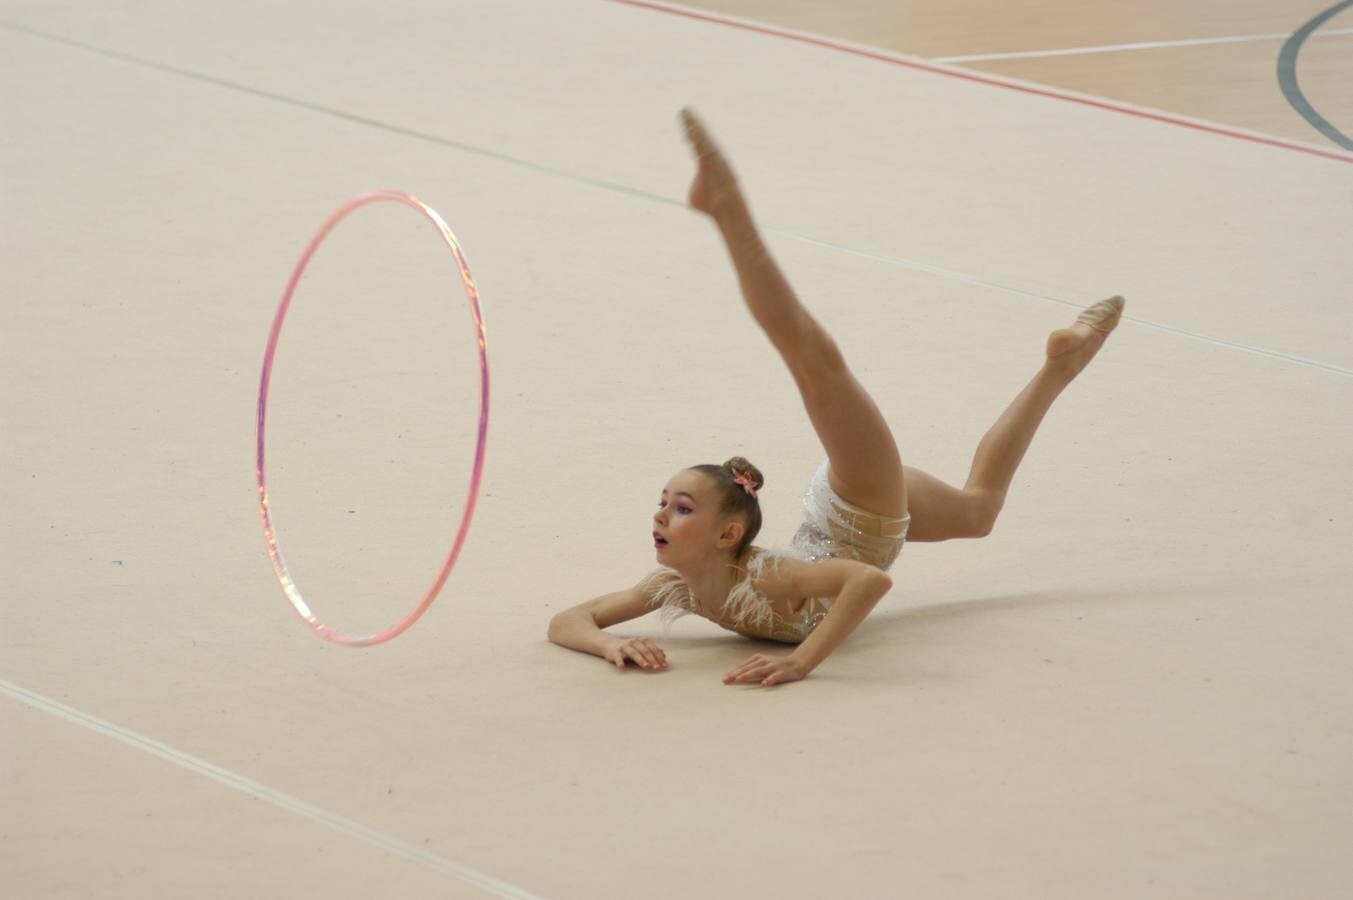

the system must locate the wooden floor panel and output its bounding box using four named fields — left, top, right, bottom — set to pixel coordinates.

left=968, top=34, right=1353, bottom=145
left=675, top=0, right=1353, bottom=149
left=678, top=0, right=1339, bottom=55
